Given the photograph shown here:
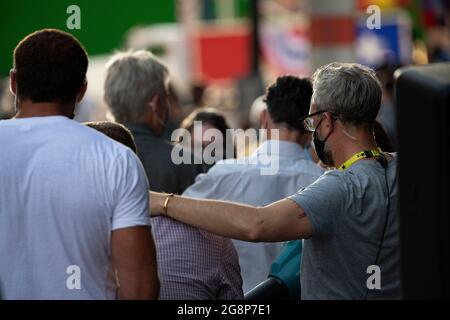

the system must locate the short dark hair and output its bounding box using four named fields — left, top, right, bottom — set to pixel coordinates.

left=85, top=121, right=137, bottom=154
left=264, top=76, right=312, bottom=131
left=13, top=29, right=88, bottom=104
left=180, top=108, right=235, bottom=159
left=181, top=108, right=230, bottom=137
